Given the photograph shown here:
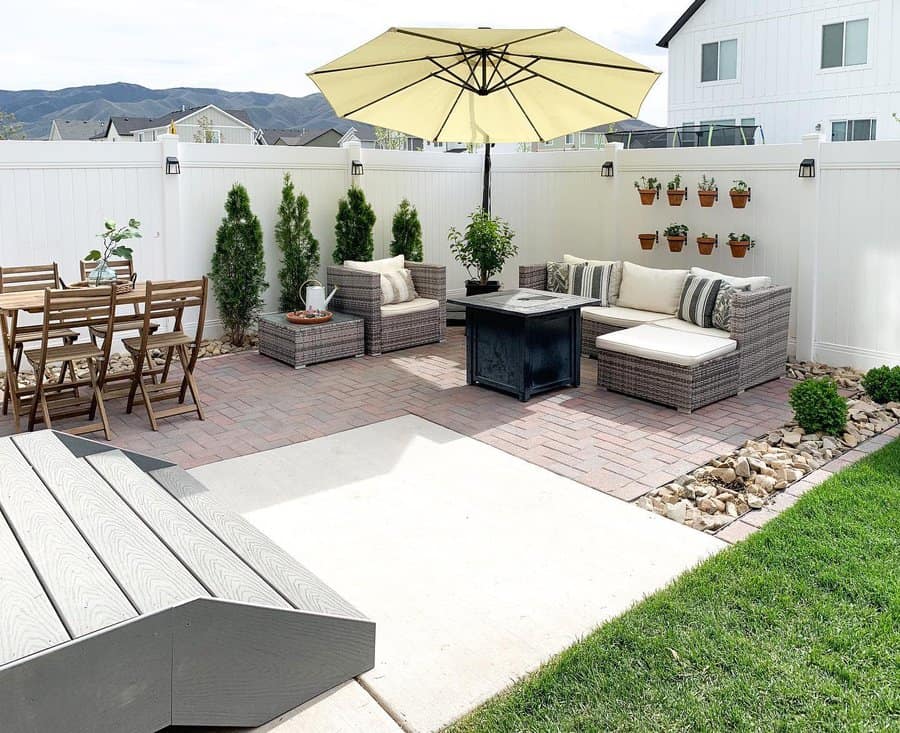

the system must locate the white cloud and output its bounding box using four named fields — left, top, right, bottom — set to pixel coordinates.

left=3, top=0, right=680, bottom=125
